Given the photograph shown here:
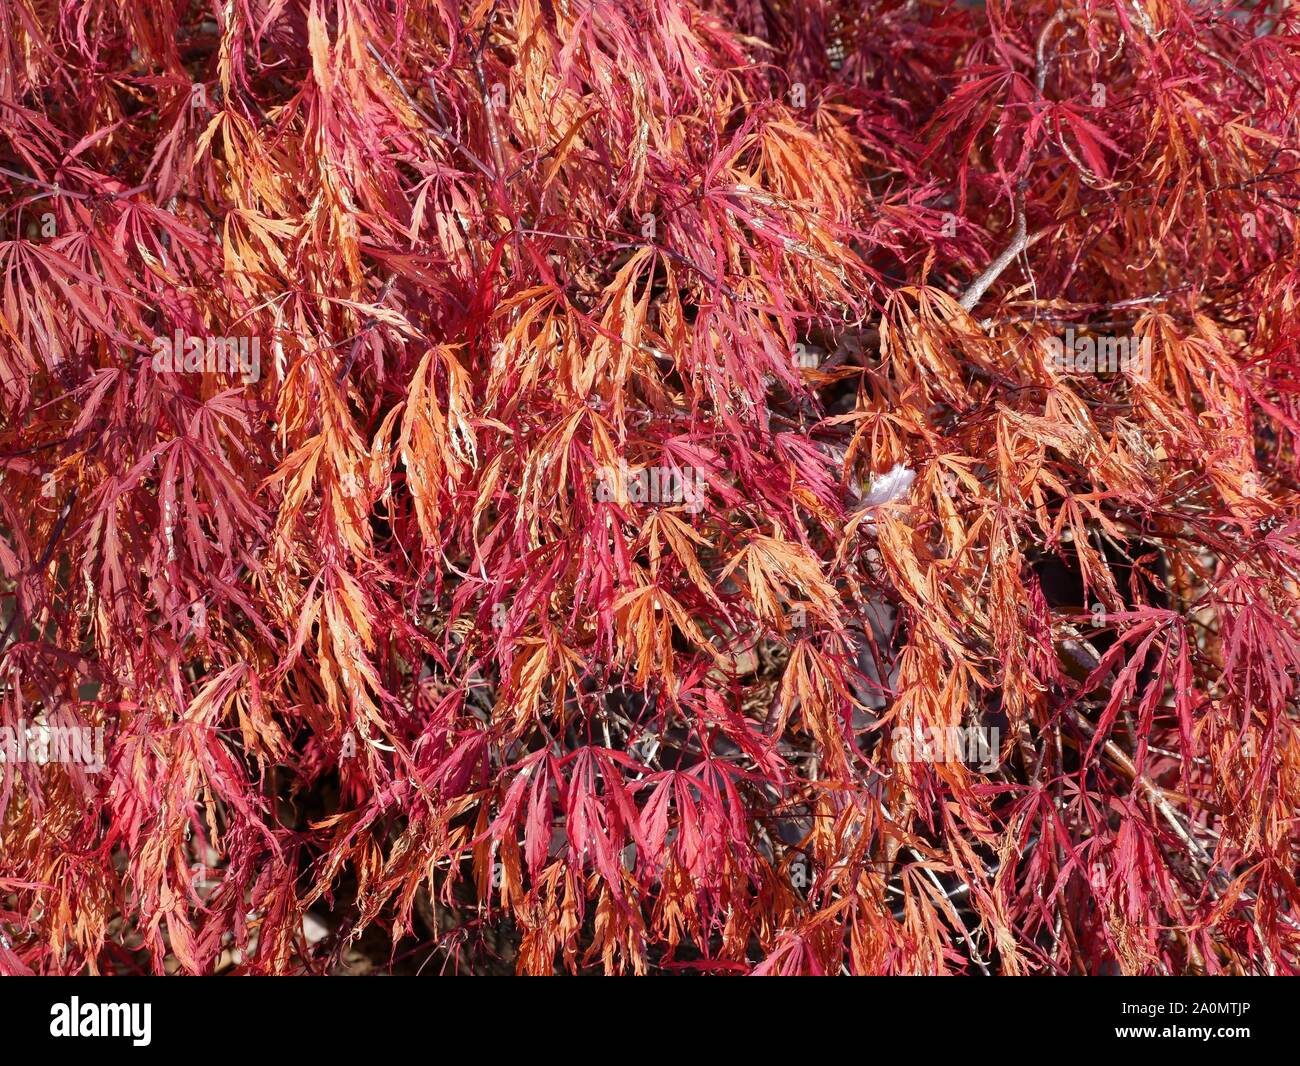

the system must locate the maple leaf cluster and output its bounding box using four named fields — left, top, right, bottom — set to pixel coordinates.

left=1, top=0, right=1299, bottom=975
